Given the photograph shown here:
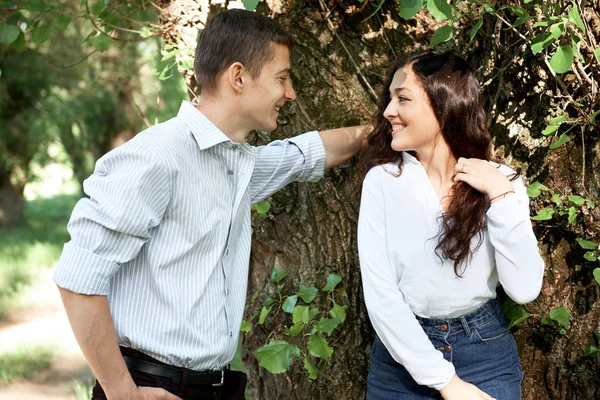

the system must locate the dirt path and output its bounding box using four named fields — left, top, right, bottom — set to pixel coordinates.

left=0, top=269, right=93, bottom=400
